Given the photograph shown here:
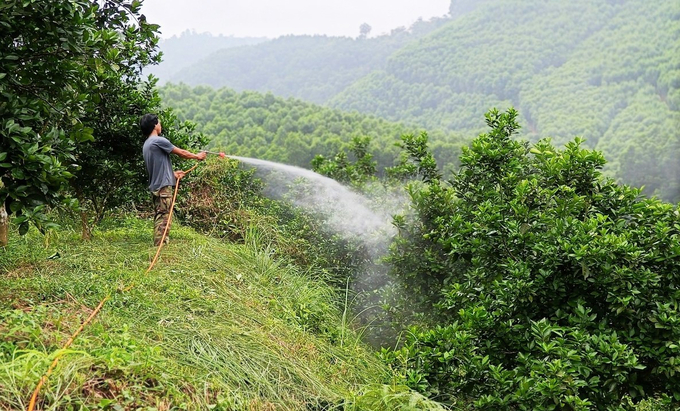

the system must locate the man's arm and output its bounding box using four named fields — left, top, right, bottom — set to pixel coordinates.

left=171, top=147, right=207, bottom=161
